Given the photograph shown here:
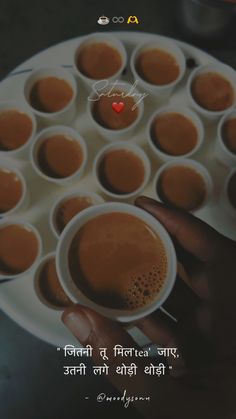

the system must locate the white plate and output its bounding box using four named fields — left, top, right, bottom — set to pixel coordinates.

left=0, top=32, right=235, bottom=348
